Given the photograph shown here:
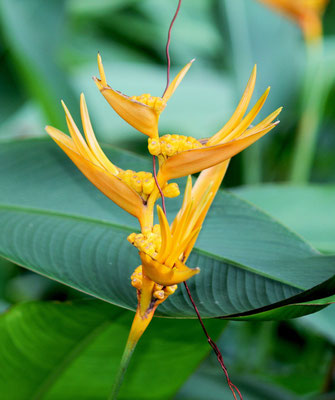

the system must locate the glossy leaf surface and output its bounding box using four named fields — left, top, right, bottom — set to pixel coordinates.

left=0, top=300, right=222, bottom=399
left=0, top=139, right=334, bottom=319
